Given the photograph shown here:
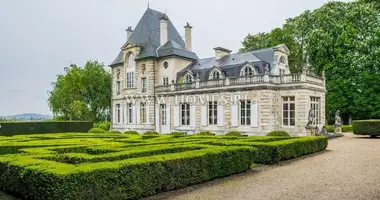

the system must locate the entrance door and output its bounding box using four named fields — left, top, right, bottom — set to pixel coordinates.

left=160, top=104, right=170, bottom=134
